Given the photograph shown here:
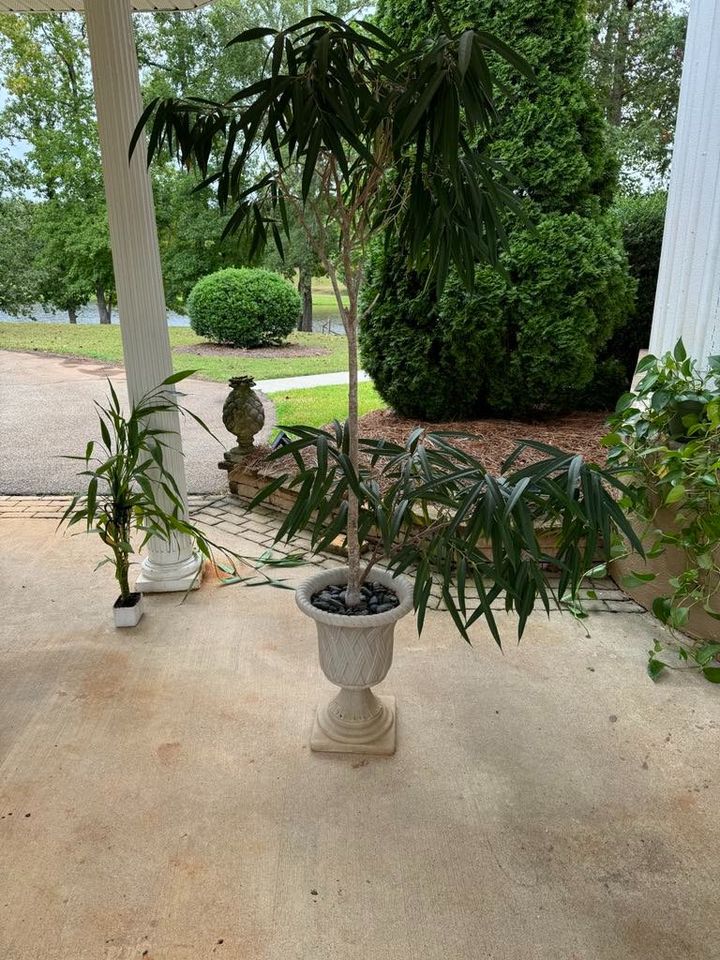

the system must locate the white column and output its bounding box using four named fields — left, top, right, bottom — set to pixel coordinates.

left=649, top=0, right=720, bottom=366
left=85, top=0, right=201, bottom=592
